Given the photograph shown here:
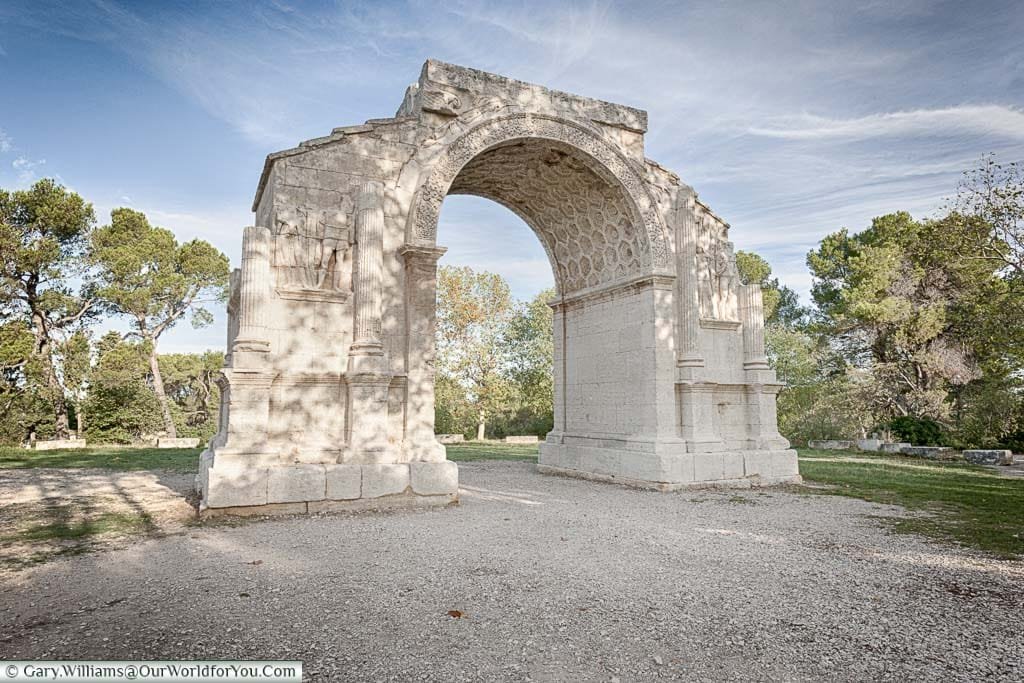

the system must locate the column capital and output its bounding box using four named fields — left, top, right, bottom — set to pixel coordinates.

left=399, top=243, right=448, bottom=265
